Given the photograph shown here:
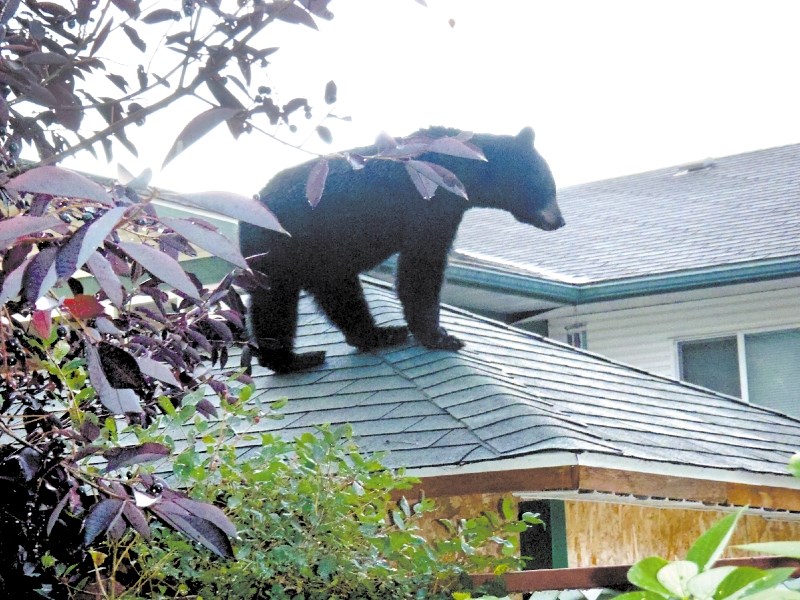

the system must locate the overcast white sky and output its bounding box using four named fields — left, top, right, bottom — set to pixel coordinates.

left=67, top=0, right=800, bottom=195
